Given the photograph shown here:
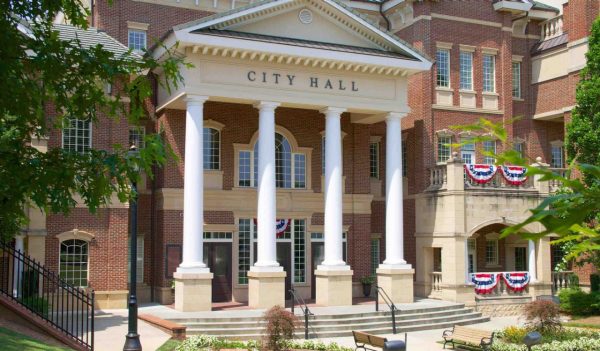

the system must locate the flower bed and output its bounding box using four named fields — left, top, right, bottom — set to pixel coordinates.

left=175, top=335, right=353, bottom=351
left=491, top=327, right=600, bottom=351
